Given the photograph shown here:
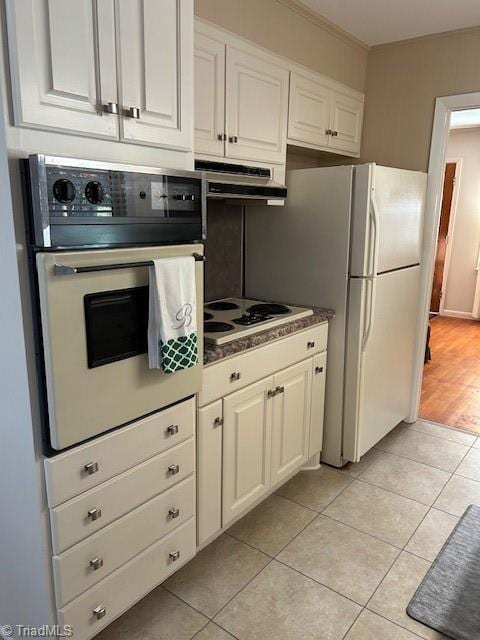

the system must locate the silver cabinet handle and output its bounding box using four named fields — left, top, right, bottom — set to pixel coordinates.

left=169, top=507, right=180, bottom=519
left=167, top=424, right=179, bottom=436
left=315, top=366, right=324, bottom=374
left=126, top=106, right=141, bottom=119
left=169, top=550, right=180, bottom=562
left=214, top=417, right=223, bottom=427
left=230, top=372, right=241, bottom=382
left=228, top=135, right=238, bottom=143
left=103, top=102, right=118, bottom=115
left=90, top=557, right=104, bottom=571
left=217, top=133, right=227, bottom=141
left=307, top=341, right=316, bottom=349
left=332, top=130, right=338, bottom=137
left=275, top=385, right=285, bottom=394
left=84, top=461, right=99, bottom=475
left=325, top=129, right=332, bottom=135
left=168, top=464, right=180, bottom=476
left=93, top=605, right=107, bottom=621
left=87, top=508, right=102, bottom=521
left=267, top=389, right=277, bottom=399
